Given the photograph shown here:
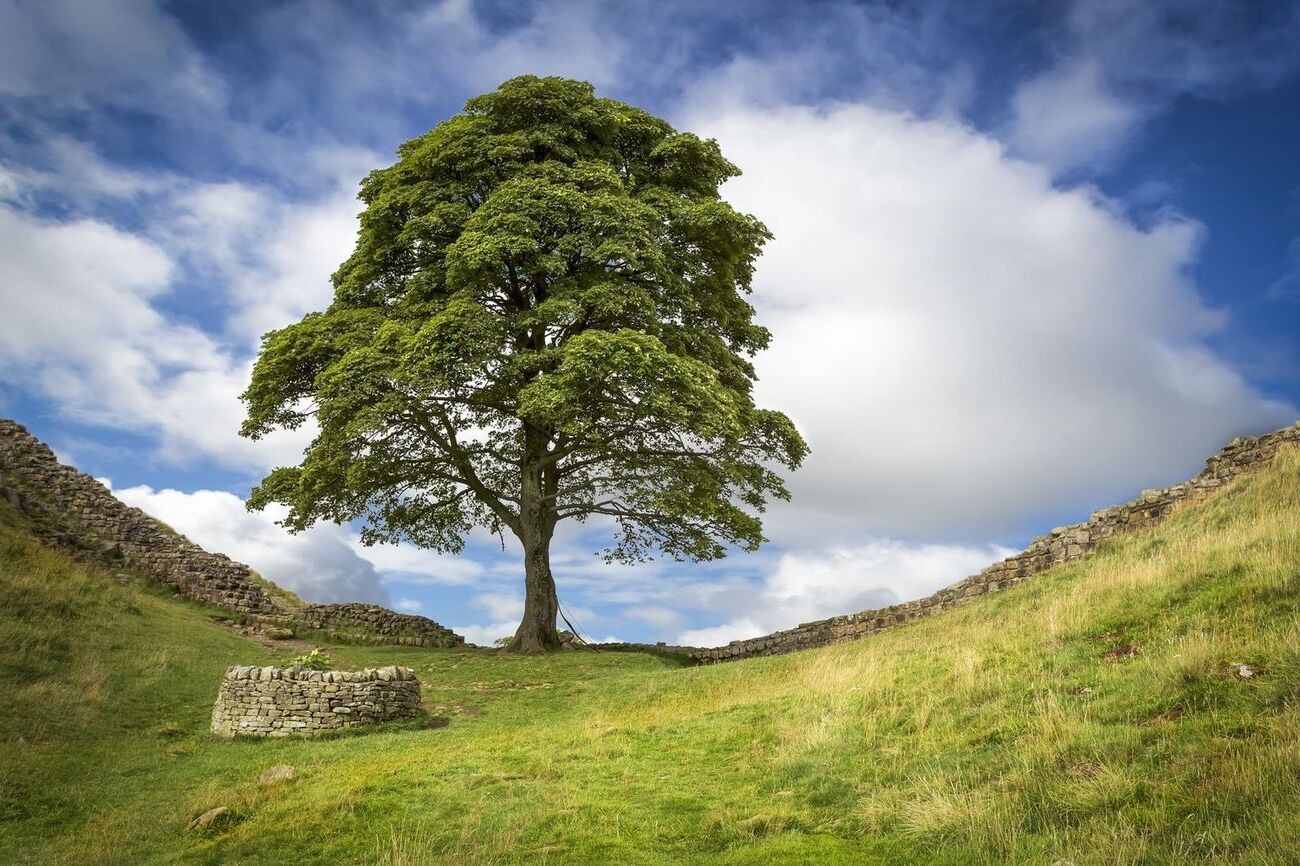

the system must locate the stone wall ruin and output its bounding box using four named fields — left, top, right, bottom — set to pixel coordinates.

left=0, top=418, right=465, bottom=646
left=211, top=665, right=421, bottom=737
left=296, top=603, right=464, bottom=648
left=0, top=419, right=277, bottom=615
